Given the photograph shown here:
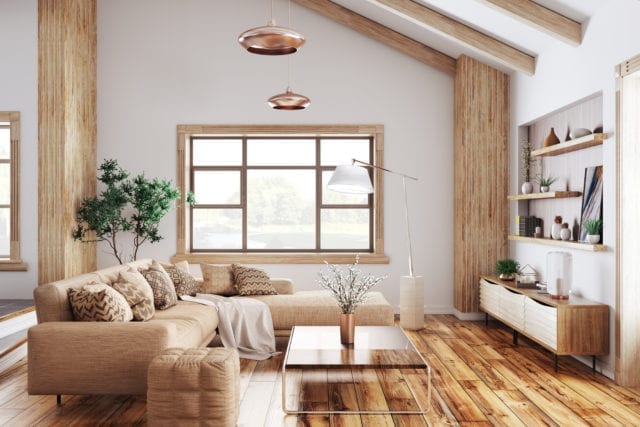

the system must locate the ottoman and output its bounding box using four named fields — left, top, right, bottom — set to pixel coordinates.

left=147, top=348, right=240, bottom=426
